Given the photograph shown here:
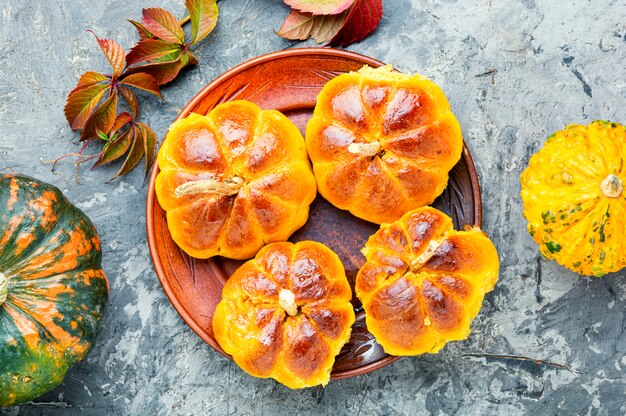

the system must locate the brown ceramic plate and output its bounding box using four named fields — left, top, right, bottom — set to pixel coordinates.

left=146, top=48, right=482, bottom=380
